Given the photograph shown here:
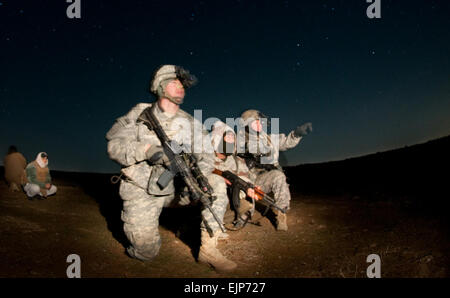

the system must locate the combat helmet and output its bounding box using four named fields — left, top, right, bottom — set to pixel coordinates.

left=240, top=109, right=269, bottom=127
left=150, top=64, right=198, bottom=104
